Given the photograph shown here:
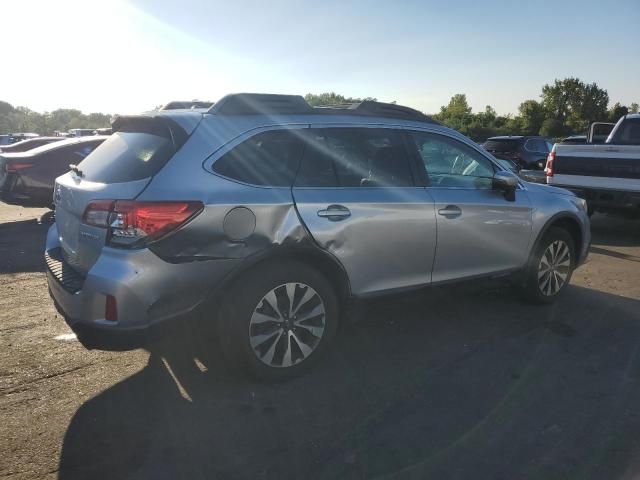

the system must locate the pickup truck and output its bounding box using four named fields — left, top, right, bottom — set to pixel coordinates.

left=545, top=114, right=640, bottom=216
